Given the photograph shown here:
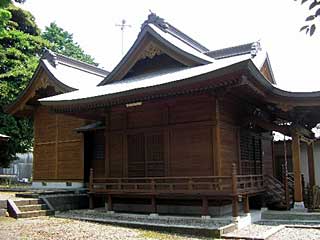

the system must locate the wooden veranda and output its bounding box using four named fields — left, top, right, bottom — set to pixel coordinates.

left=88, top=164, right=265, bottom=217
